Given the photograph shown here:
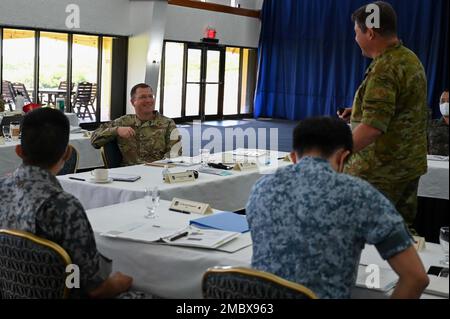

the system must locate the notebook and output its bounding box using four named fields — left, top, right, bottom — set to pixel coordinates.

left=190, top=212, right=250, bottom=233
left=108, top=173, right=141, bottom=182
